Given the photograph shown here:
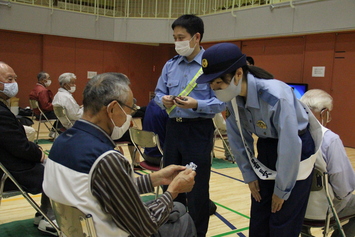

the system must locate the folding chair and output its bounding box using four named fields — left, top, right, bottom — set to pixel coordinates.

left=129, top=127, right=163, bottom=198
left=212, top=115, right=235, bottom=163
left=51, top=199, right=97, bottom=237
left=0, top=162, right=60, bottom=234
left=29, top=99, right=58, bottom=143
left=53, top=104, right=73, bottom=130
left=301, top=168, right=354, bottom=237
